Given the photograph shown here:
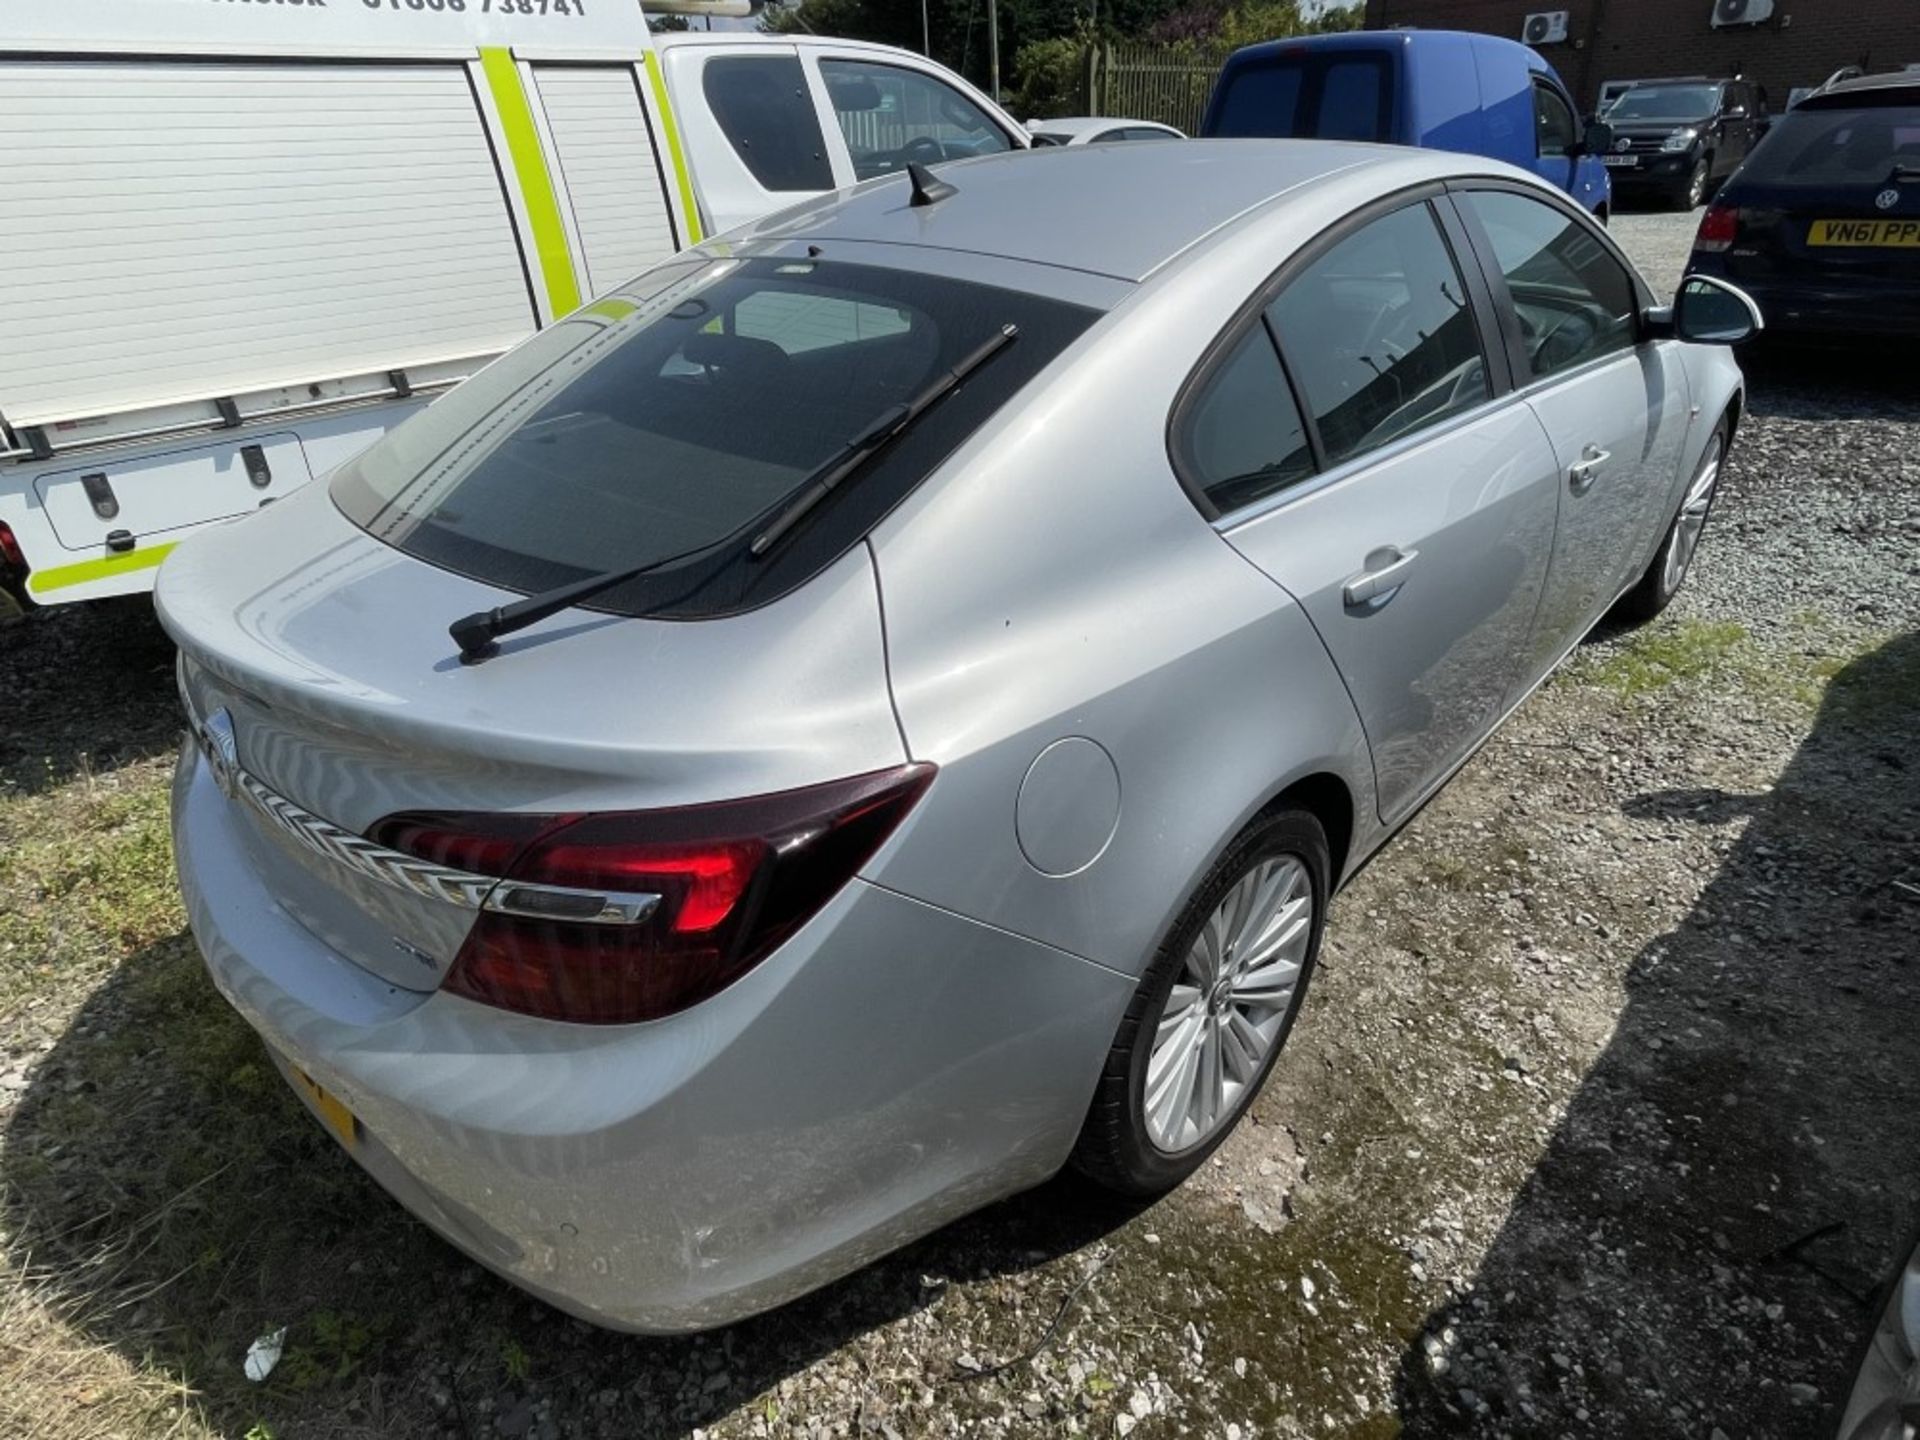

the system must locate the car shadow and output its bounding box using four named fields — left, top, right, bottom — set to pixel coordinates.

left=1393, top=629, right=1920, bottom=1436
left=2, top=924, right=1150, bottom=1435
left=0, top=597, right=179, bottom=795
left=1739, top=347, right=1920, bottom=425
